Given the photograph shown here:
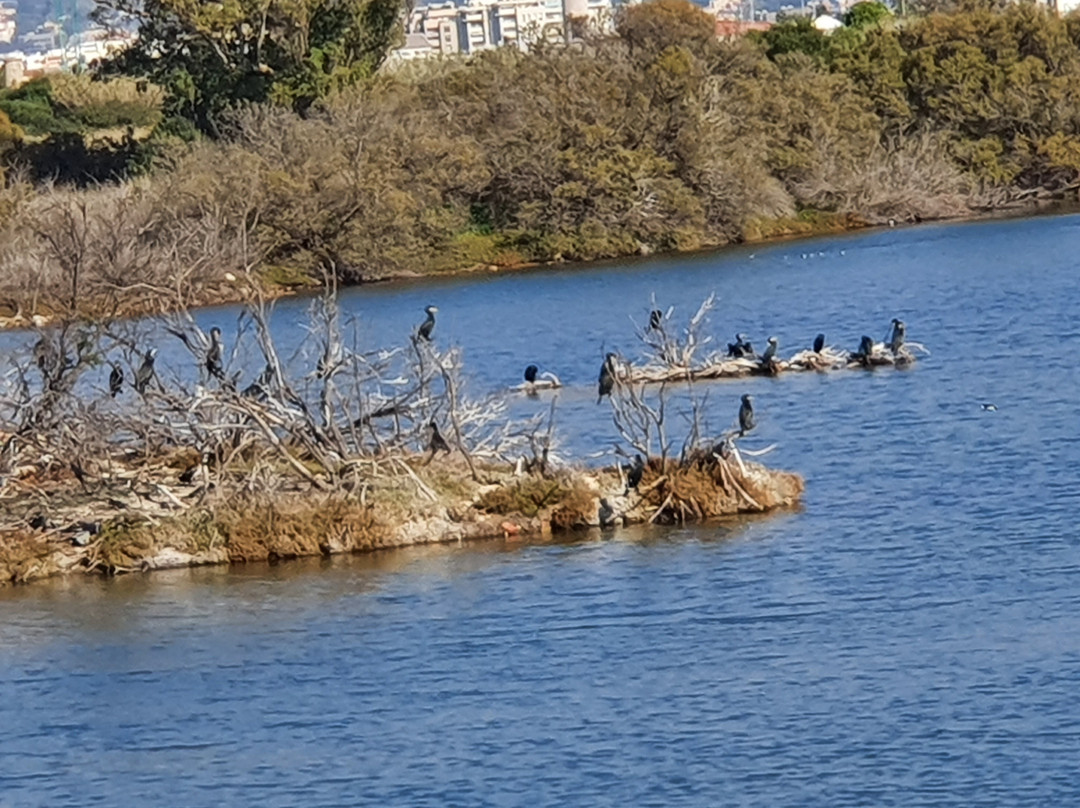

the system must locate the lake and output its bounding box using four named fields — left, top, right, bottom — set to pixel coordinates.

left=3, top=213, right=1080, bottom=806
